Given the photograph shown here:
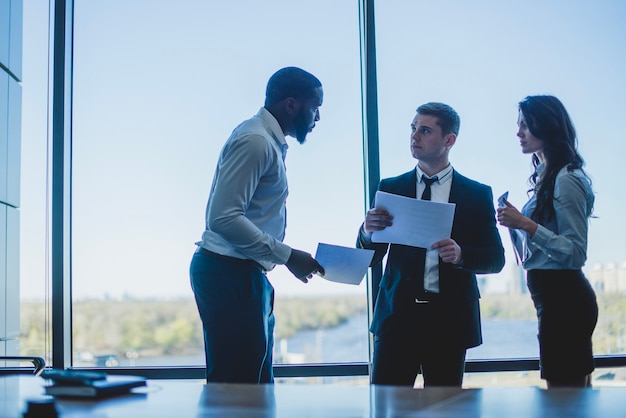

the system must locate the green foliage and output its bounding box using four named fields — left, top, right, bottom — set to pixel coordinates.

left=18, top=293, right=626, bottom=360
left=481, top=293, right=626, bottom=355
left=273, top=296, right=367, bottom=339
left=480, top=294, right=536, bottom=320
left=594, top=293, right=626, bottom=353
left=19, top=296, right=367, bottom=359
